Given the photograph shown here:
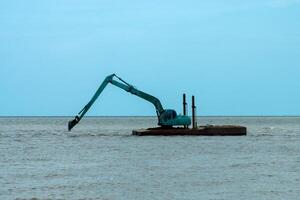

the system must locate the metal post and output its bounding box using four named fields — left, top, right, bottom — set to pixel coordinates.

left=192, top=95, right=196, bottom=129
left=183, top=93, right=187, bottom=128
left=183, top=93, right=186, bottom=116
